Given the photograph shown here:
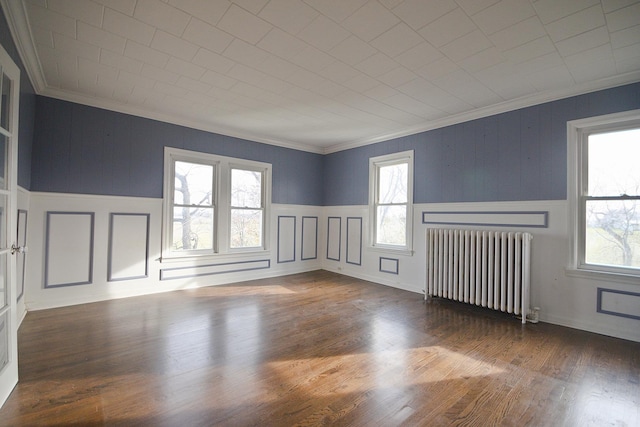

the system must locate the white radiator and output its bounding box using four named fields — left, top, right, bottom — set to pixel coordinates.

left=426, top=228, right=533, bottom=324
